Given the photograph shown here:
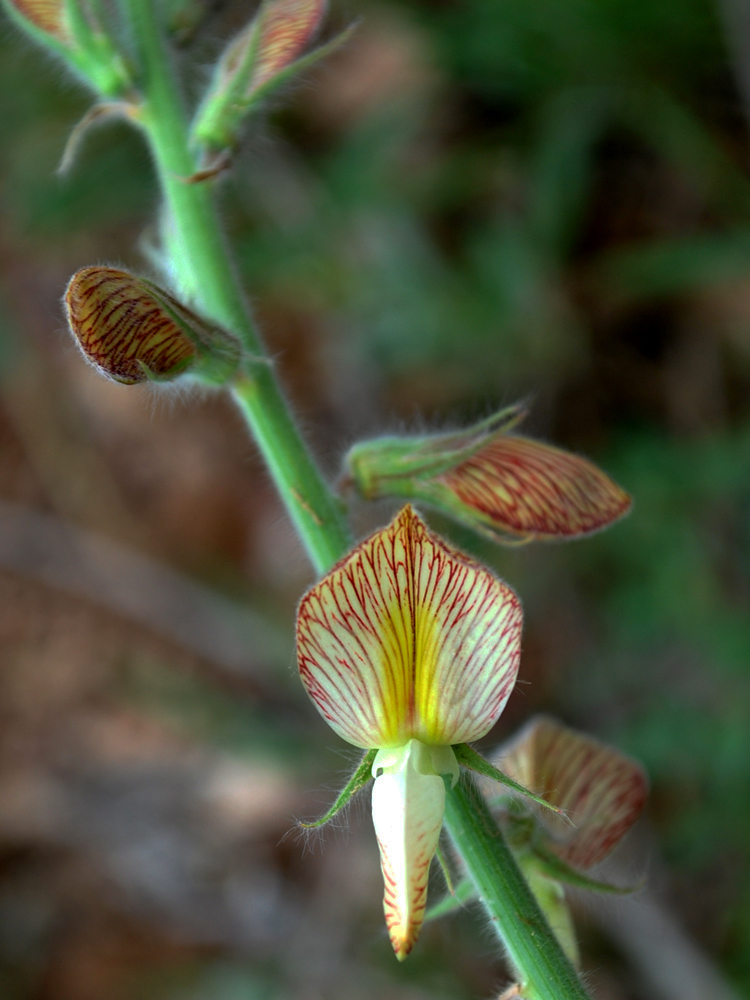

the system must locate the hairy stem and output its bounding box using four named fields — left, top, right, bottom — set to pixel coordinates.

left=444, top=777, right=592, bottom=1000
left=121, top=0, right=352, bottom=574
